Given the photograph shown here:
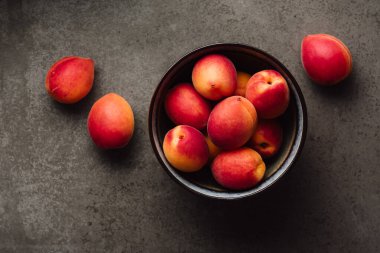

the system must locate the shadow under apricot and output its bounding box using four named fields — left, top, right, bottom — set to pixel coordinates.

left=307, top=69, right=358, bottom=101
